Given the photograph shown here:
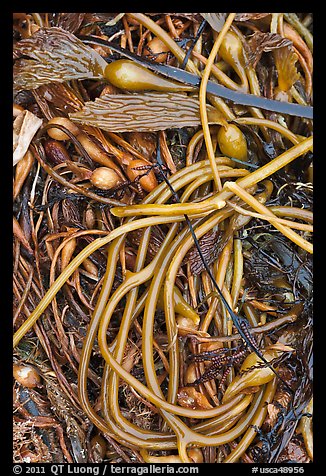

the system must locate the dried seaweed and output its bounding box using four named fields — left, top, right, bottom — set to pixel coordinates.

left=184, top=230, right=223, bottom=275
